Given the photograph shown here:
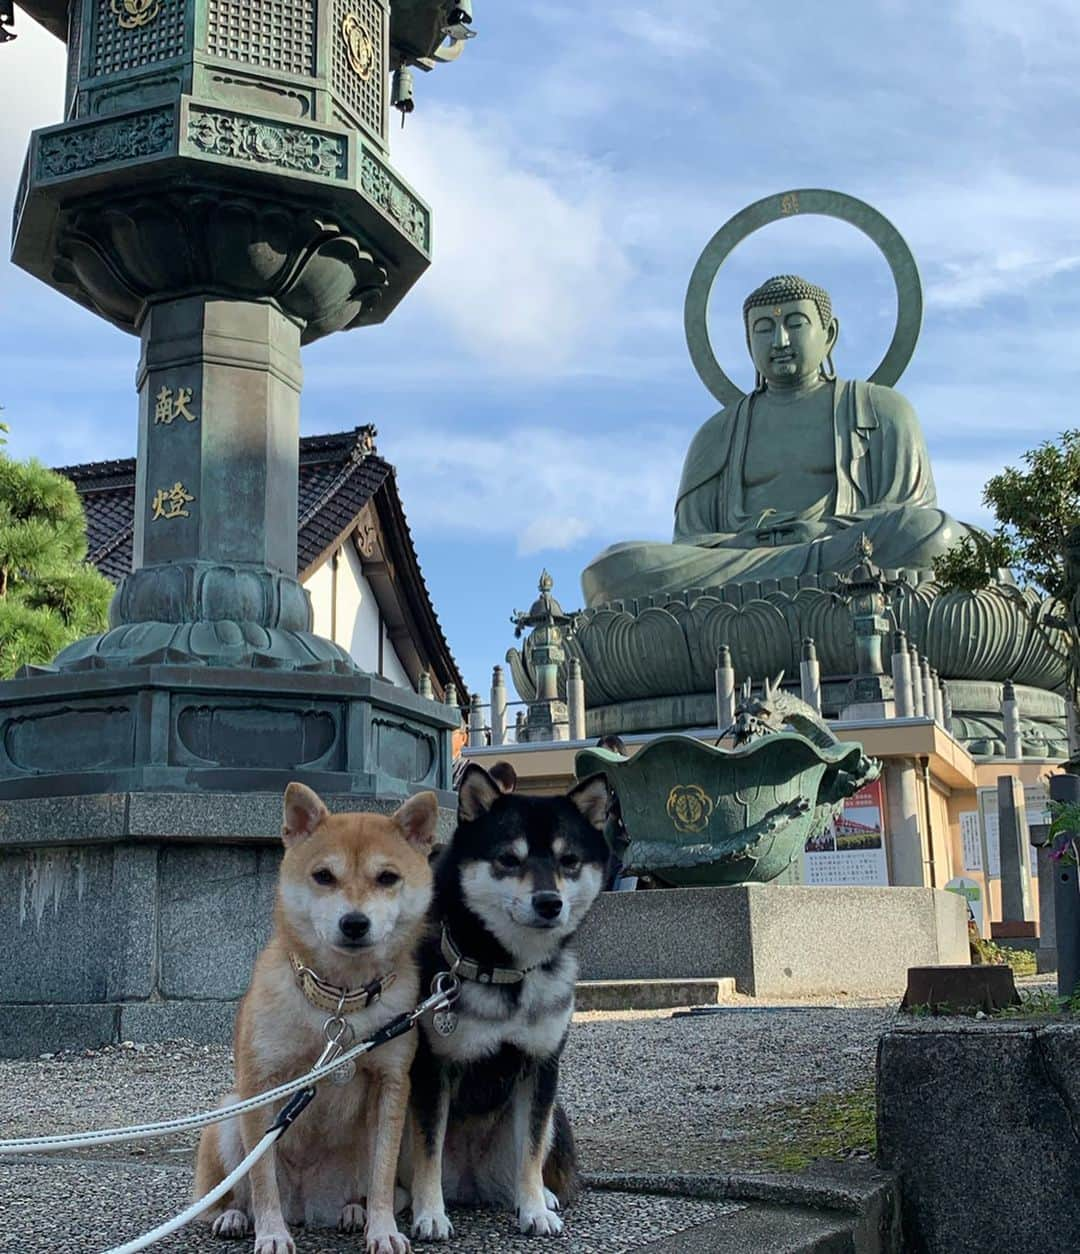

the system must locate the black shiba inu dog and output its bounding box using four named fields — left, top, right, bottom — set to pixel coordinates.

left=406, top=764, right=610, bottom=1241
